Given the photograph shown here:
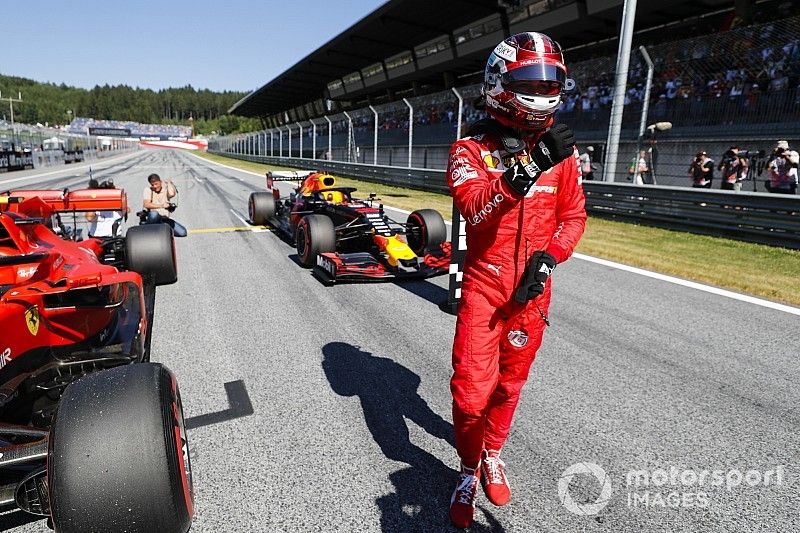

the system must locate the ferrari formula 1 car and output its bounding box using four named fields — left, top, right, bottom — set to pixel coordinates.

left=0, top=188, right=193, bottom=532
left=247, top=170, right=451, bottom=283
